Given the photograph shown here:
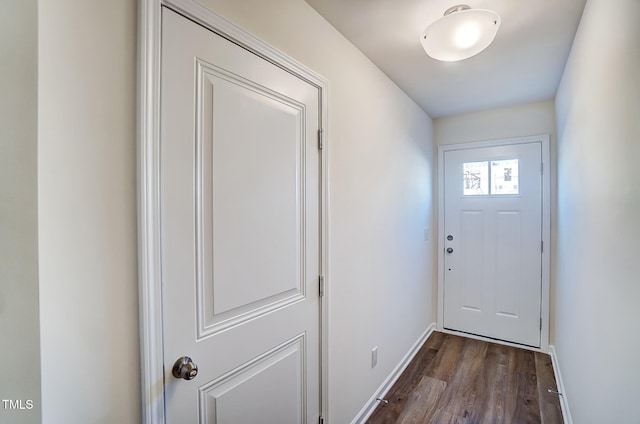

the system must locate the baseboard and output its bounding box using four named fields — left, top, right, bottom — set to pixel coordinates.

left=548, top=345, right=572, bottom=424
left=351, top=322, right=437, bottom=424
left=440, top=328, right=546, bottom=353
